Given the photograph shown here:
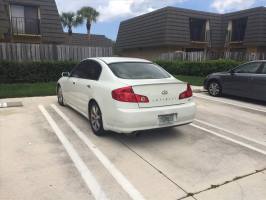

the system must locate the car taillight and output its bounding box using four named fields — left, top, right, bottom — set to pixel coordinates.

left=179, top=84, right=193, bottom=99
left=112, top=86, right=149, bottom=103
